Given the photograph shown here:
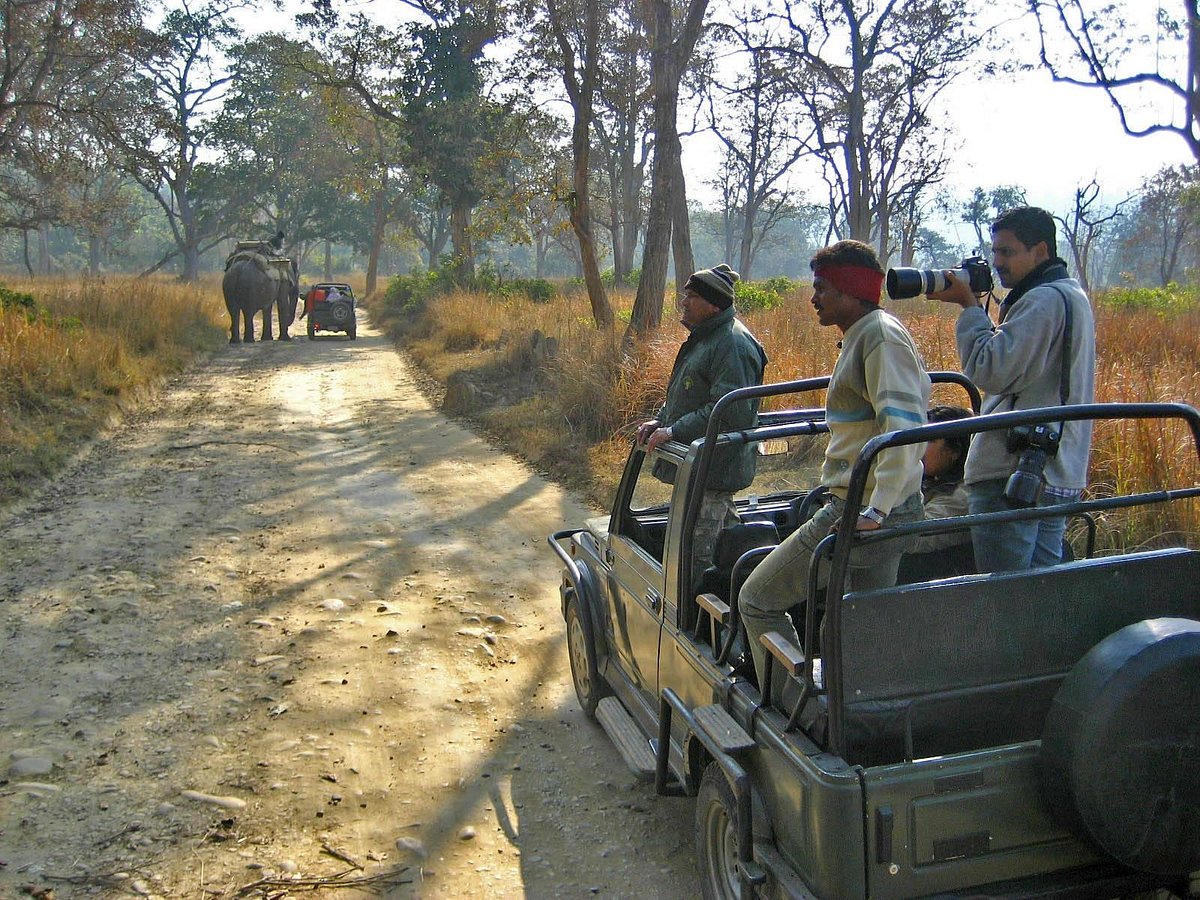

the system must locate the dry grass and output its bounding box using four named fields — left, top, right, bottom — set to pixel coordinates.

left=0, top=275, right=227, bottom=502
left=396, top=283, right=1200, bottom=548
